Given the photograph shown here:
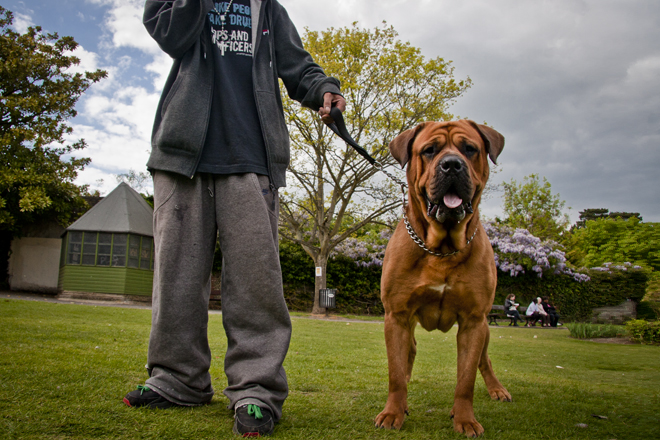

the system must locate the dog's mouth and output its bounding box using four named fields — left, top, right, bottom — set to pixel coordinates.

left=426, top=191, right=473, bottom=223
